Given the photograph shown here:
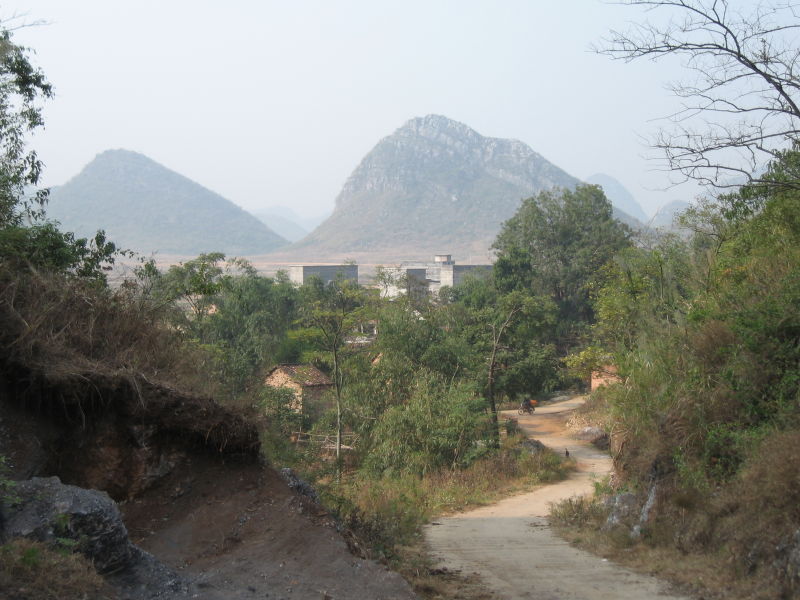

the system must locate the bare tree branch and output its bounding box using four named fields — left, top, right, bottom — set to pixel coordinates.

left=597, top=0, right=800, bottom=188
